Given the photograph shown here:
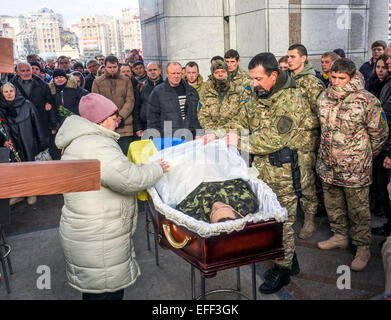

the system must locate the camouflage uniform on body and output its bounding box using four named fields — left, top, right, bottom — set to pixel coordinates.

left=198, top=78, right=252, bottom=133
left=230, top=67, right=253, bottom=96
left=316, top=72, right=389, bottom=245
left=227, top=71, right=307, bottom=269
left=176, top=179, right=258, bottom=223
left=290, top=63, right=325, bottom=236
left=186, top=75, right=207, bottom=98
